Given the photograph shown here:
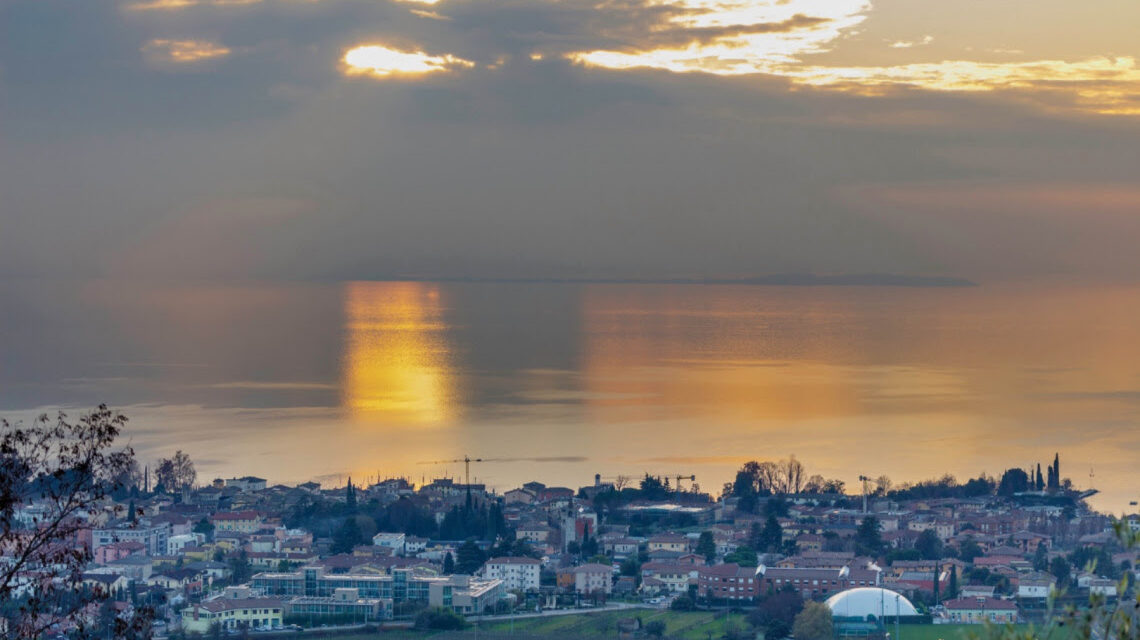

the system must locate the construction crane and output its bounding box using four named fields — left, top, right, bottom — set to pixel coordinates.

left=419, top=455, right=484, bottom=487
left=858, top=475, right=871, bottom=513
left=672, top=474, right=696, bottom=495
